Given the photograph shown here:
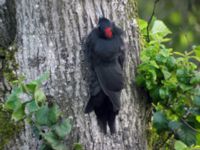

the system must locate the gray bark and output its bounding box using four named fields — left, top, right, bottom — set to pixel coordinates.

left=3, top=0, right=148, bottom=150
